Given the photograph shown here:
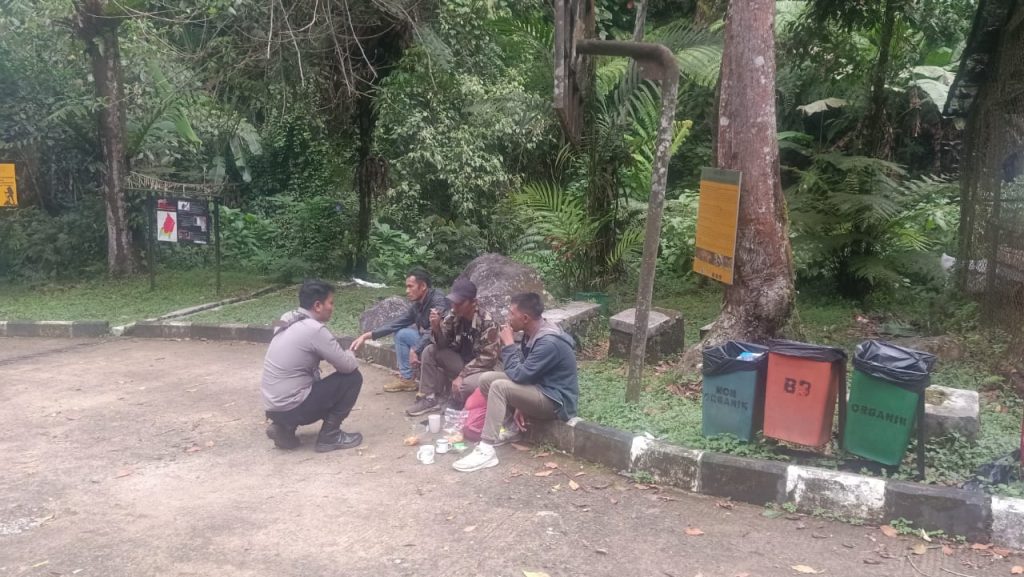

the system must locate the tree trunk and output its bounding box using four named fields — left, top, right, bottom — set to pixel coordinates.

left=354, top=95, right=387, bottom=275
left=75, top=0, right=135, bottom=276
left=862, top=0, right=900, bottom=158
left=702, top=0, right=795, bottom=348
